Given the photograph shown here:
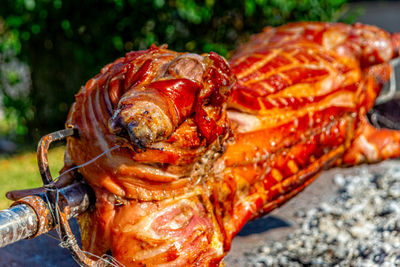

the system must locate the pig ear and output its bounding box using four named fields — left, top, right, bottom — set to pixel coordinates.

left=194, top=52, right=234, bottom=143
